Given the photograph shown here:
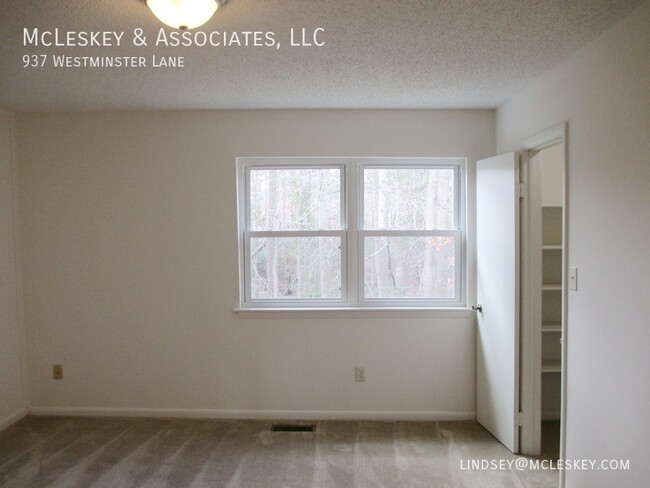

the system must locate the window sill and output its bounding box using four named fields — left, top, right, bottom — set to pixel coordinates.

left=234, top=307, right=473, bottom=319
